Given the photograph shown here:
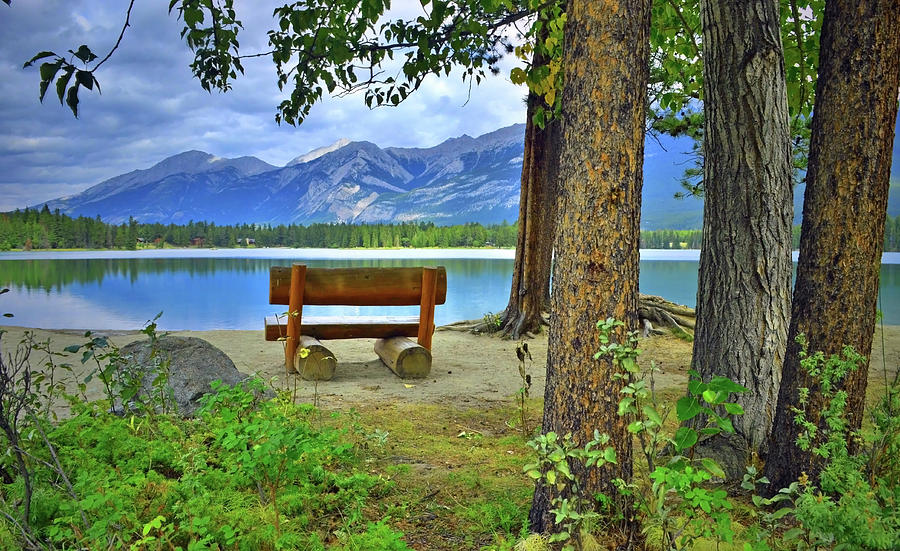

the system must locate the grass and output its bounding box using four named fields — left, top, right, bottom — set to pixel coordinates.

left=329, top=401, right=539, bottom=550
